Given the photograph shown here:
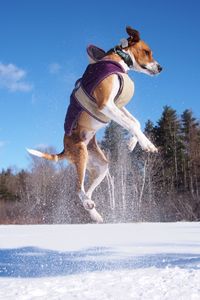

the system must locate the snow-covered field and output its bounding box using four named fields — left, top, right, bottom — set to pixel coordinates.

left=0, top=222, right=200, bottom=300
